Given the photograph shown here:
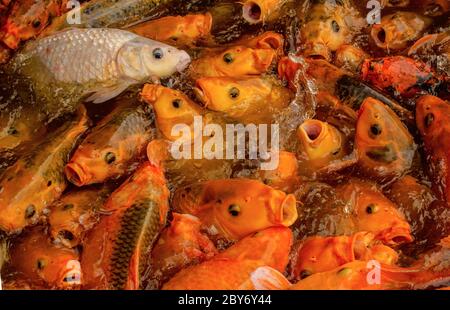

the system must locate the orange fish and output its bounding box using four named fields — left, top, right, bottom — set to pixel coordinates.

left=128, top=13, right=212, bottom=47
left=296, top=119, right=345, bottom=174
left=415, top=95, right=450, bottom=205
left=290, top=232, right=399, bottom=281
left=150, top=213, right=218, bottom=287
left=235, top=31, right=284, bottom=53
left=8, top=227, right=81, bottom=289
left=171, top=178, right=298, bottom=240
left=162, top=226, right=292, bottom=290
left=336, top=180, right=413, bottom=246
left=141, top=84, right=205, bottom=142
left=371, top=12, right=432, bottom=50
left=0, top=106, right=89, bottom=233
left=65, top=103, right=154, bottom=186
left=241, top=0, right=288, bottom=24
left=48, top=186, right=111, bottom=248
left=194, top=76, right=292, bottom=123
left=81, top=162, right=170, bottom=290
left=355, top=97, right=416, bottom=181
left=189, top=45, right=275, bottom=78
